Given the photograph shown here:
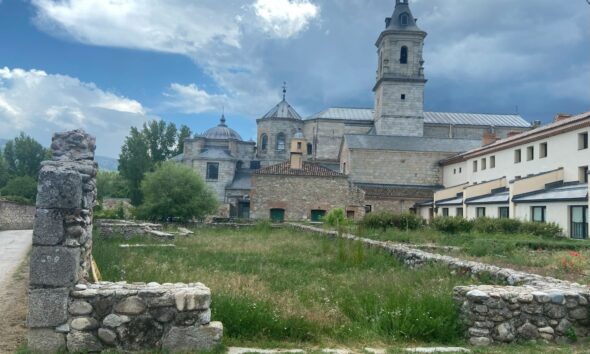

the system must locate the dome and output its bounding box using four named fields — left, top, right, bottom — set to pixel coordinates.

left=203, top=115, right=243, bottom=141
